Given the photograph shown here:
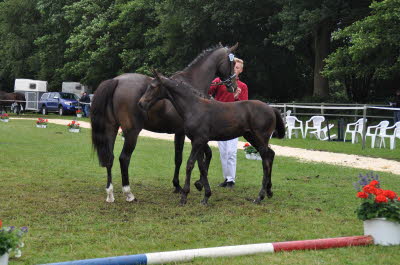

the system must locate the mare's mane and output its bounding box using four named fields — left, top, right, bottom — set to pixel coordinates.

left=174, top=80, right=211, bottom=100
left=172, top=44, right=225, bottom=76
